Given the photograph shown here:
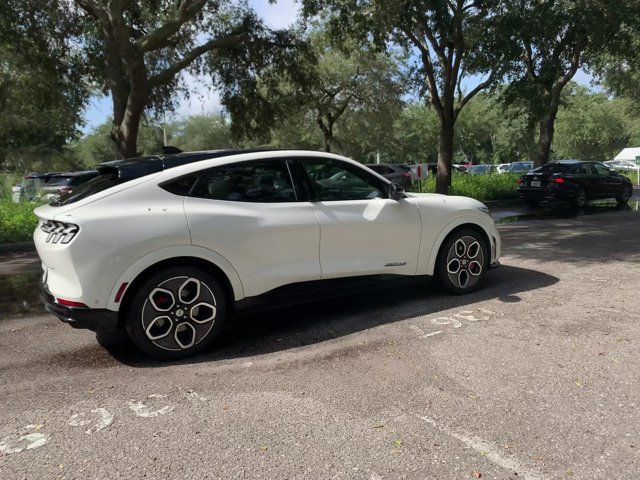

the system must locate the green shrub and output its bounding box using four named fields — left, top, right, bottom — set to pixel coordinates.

left=0, top=200, right=39, bottom=243
left=414, top=173, right=521, bottom=201
left=623, top=171, right=639, bottom=185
